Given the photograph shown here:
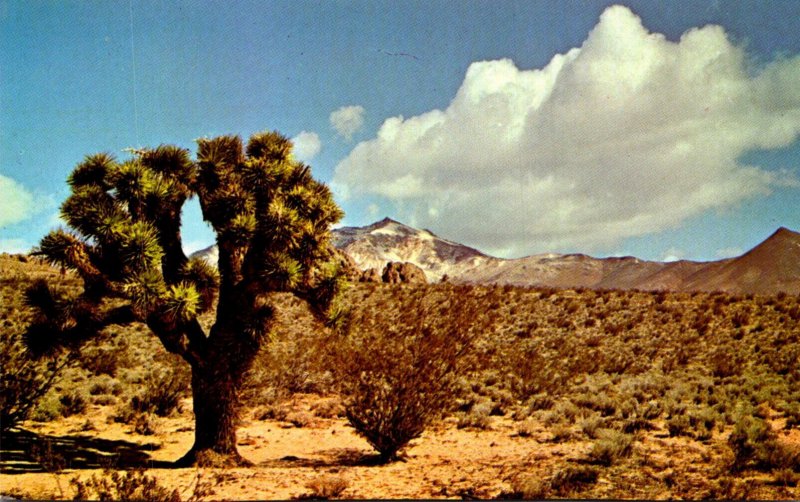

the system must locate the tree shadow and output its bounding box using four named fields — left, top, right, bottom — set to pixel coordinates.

left=0, top=428, right=173, bottom=473
left=260, top=447, right=390, bottom=468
